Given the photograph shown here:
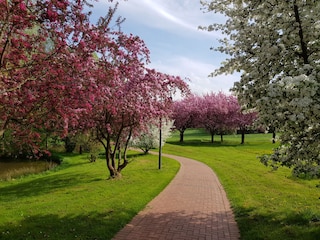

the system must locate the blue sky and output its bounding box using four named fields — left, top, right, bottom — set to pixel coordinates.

left=91, top=0, right=239, bottom=95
